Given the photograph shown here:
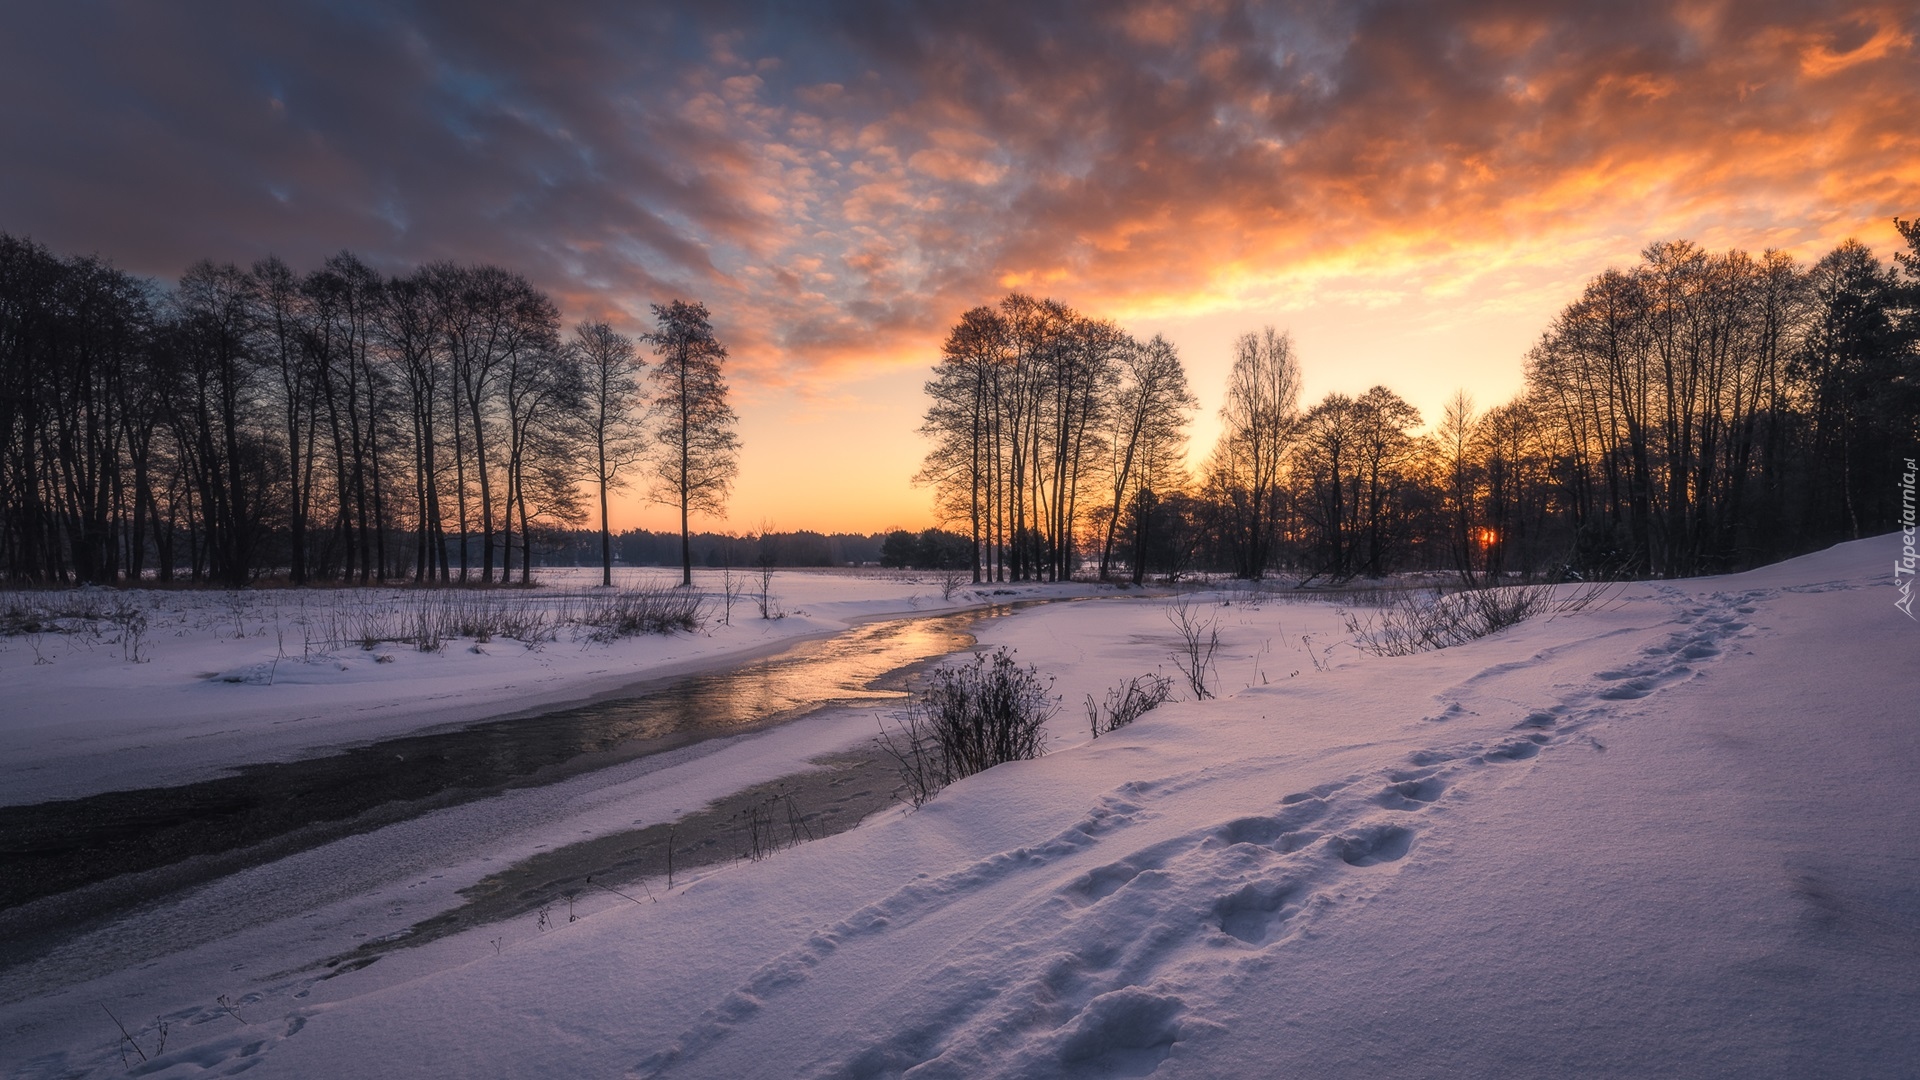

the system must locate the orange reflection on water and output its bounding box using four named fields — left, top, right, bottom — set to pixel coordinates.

left=520, top=606, right=1022, bottom=755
